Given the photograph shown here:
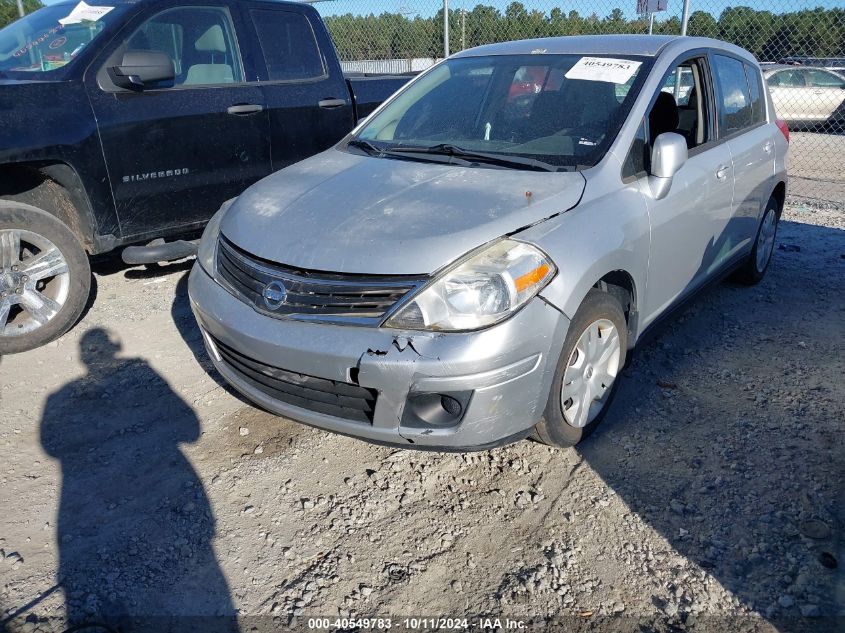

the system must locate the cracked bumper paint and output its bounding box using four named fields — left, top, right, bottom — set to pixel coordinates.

left=188, top=264, right=570, bottom=449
